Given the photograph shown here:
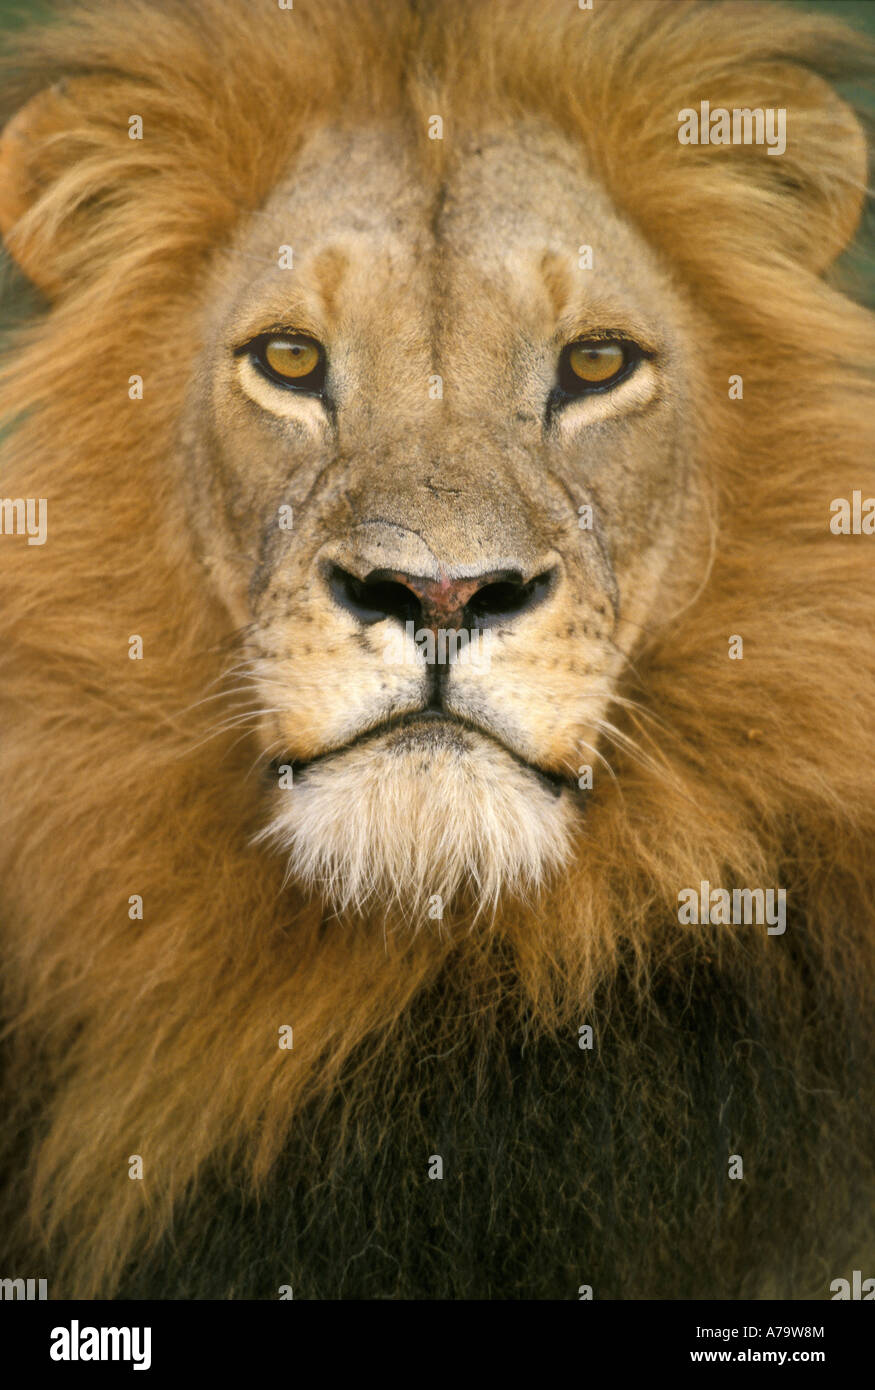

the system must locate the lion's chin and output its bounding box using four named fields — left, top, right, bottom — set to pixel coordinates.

left=256, top=723, right=577, bottom=918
